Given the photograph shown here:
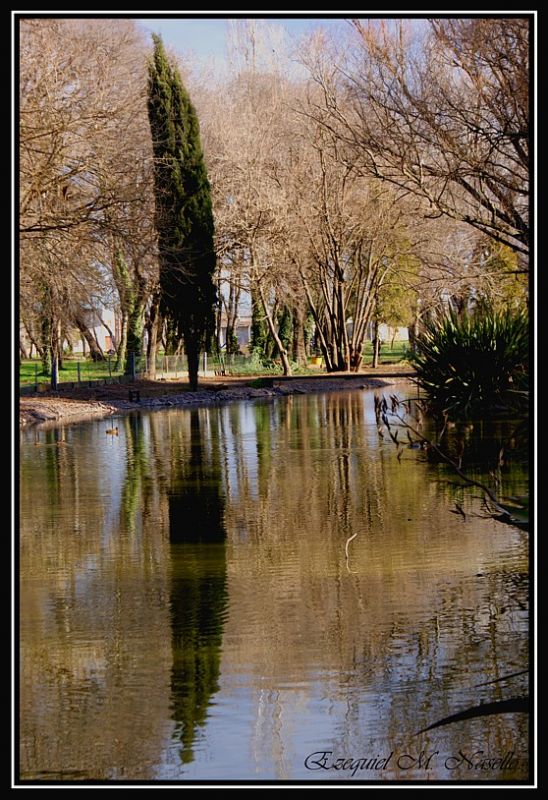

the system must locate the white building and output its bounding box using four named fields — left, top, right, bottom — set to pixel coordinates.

left=218, top=315, right=252, bottom=349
